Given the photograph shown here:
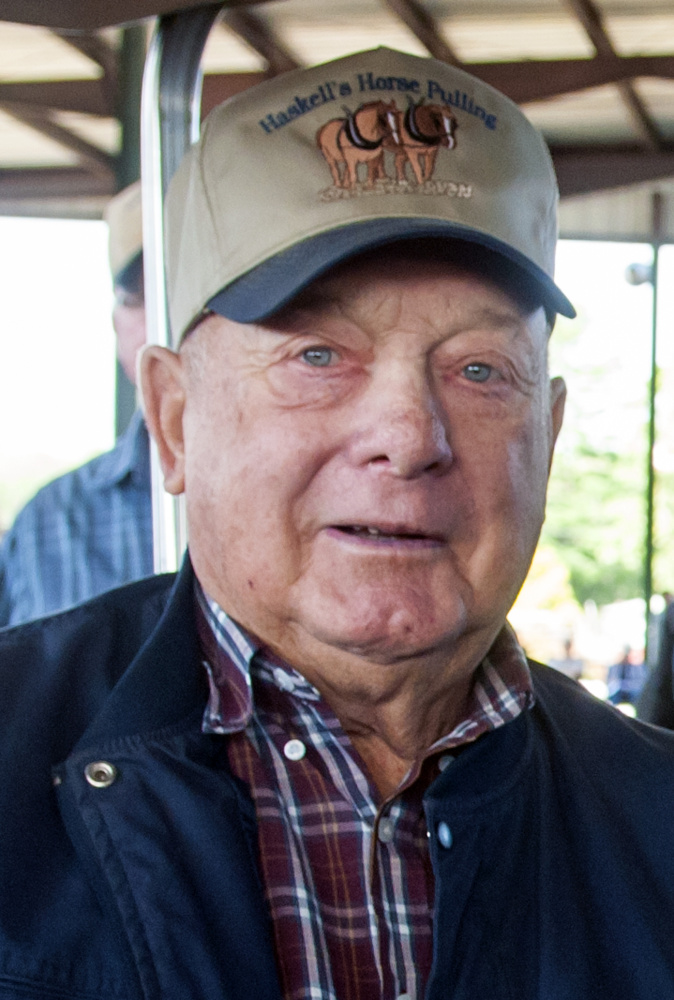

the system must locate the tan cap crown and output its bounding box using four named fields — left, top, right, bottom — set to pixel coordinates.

left=104, top=180, right=143, bottom=285
left=166, top=46, right=573, bottom=344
